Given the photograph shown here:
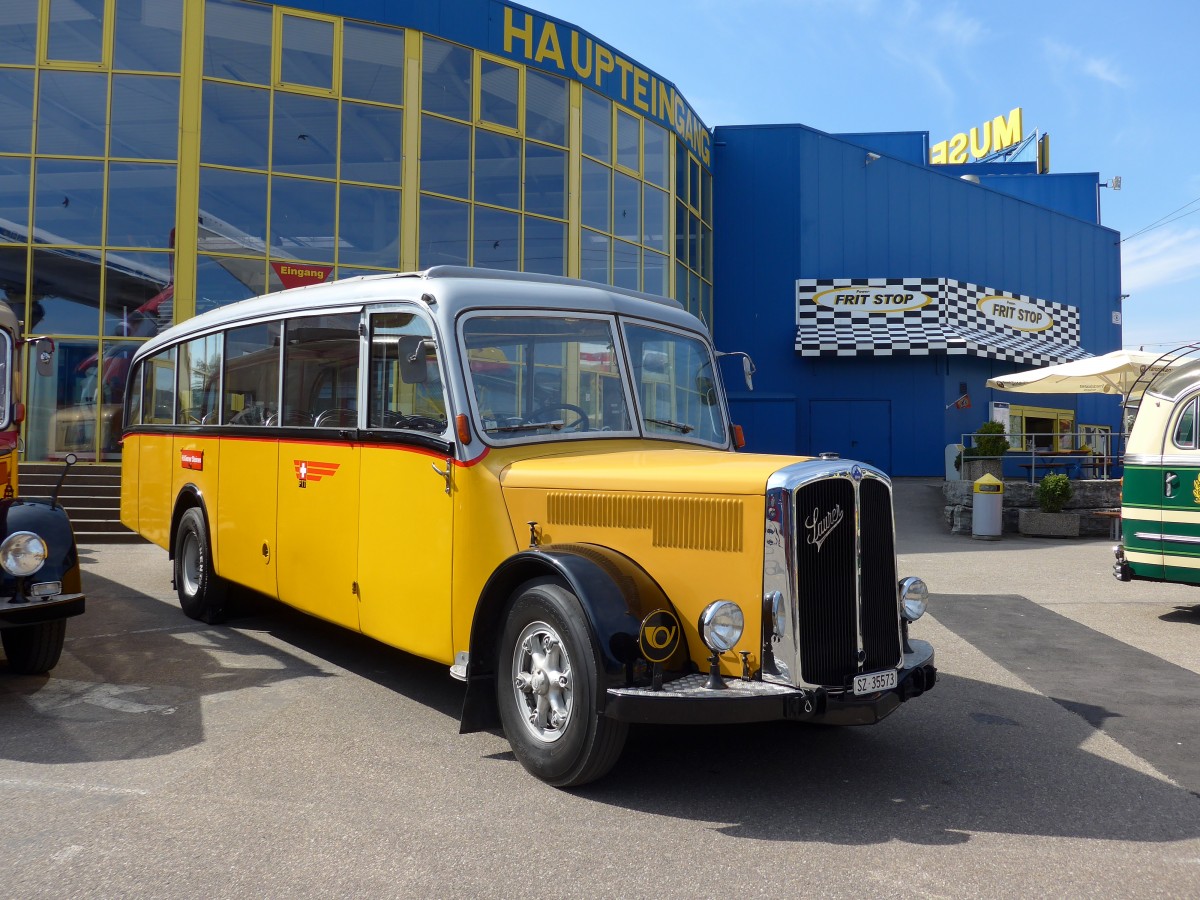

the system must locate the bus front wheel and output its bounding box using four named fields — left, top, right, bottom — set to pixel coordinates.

left=174, top=508, right=228, bottom=624
left=2, top=620, right=66, bottom=674
left=497, top=582, right=627, bottom=787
